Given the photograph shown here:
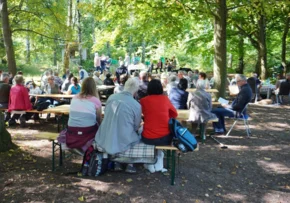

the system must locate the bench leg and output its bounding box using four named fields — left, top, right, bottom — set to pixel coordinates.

left=166, top=150, right=171, bottom=169
left=171, top=150, right=176, bottom=185
left=59, top=143, right=63, bottom=166
left=52, top=141, right=55, bottom=171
